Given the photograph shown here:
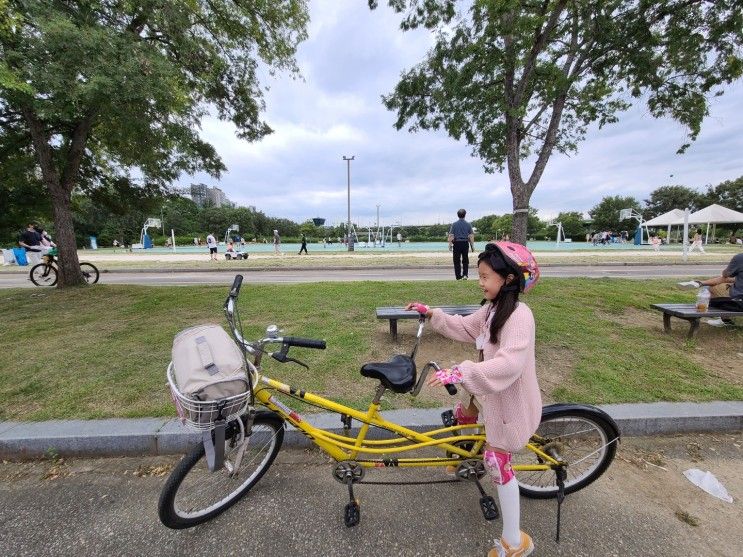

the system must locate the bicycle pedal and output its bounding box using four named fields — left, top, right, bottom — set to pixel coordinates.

left=344, top=500, right=361, bottom=527
left=441, top=409, right=457, bottom=428
left=479, top=495, right=499, bottom=520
